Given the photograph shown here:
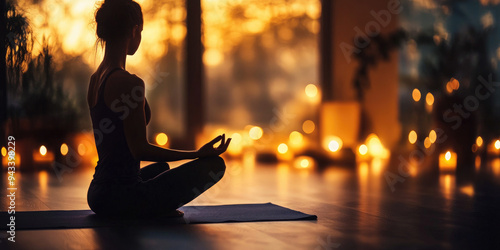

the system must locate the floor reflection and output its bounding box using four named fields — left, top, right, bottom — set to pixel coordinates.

left=2, top=152, right=500, bottom=249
